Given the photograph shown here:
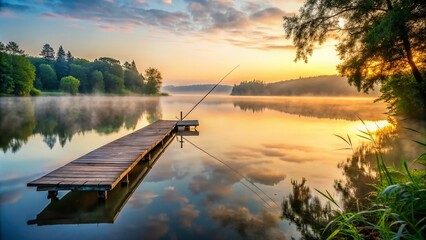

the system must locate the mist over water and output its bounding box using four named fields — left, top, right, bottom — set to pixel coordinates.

left=1, top=95, right=421, bottom=240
